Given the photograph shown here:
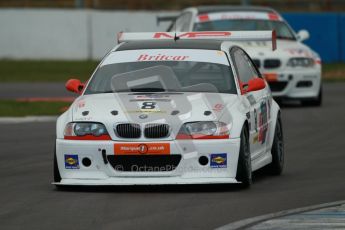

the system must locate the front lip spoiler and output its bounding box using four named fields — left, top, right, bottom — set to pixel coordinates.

left=52, top=177, right=239, bottom=186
